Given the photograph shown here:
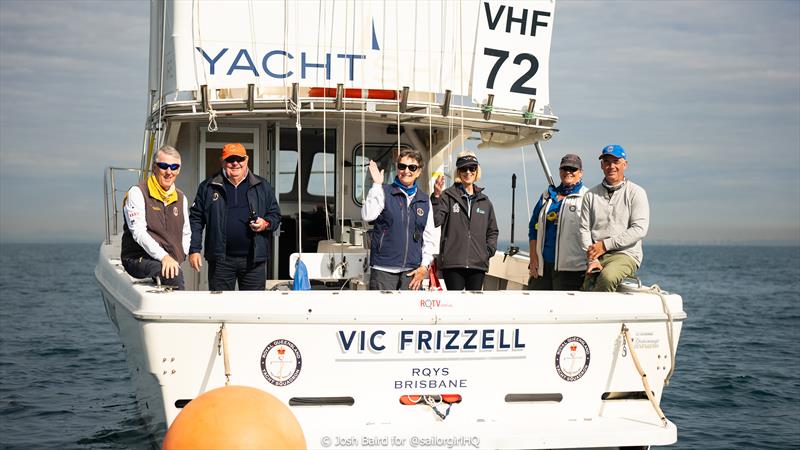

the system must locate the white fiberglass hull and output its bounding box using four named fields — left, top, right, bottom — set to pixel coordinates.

left=96, top=238, right=684, bottom=449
